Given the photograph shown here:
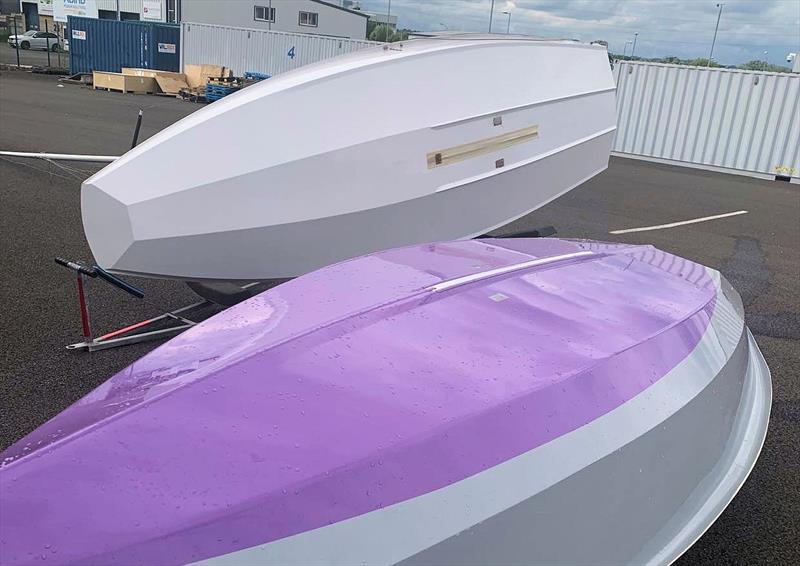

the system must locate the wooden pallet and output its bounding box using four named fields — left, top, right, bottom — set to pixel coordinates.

left=93, top=86, right=156, bottom=95
left=178, top=88, right=207, bottom=103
